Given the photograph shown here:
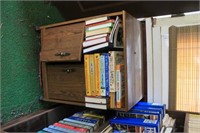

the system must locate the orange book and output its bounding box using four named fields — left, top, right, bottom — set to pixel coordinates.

left=84, top=55, right=91, bottom=96
left=116, top=64, right=125, bottom=108
left=94, top=53, right=101, bottom=96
